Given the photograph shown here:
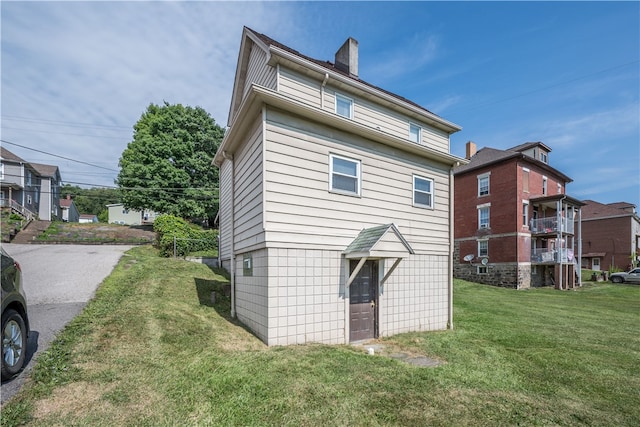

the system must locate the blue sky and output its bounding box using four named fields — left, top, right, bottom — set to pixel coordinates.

left=2, top=1, right=638, bottom=207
